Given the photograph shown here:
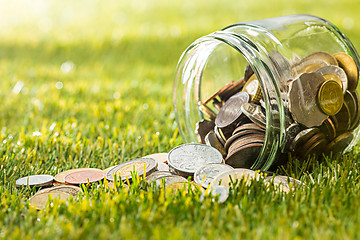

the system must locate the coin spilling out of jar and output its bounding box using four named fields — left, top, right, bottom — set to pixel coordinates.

left=196, top=51, right=359, bottom=168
